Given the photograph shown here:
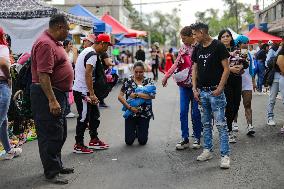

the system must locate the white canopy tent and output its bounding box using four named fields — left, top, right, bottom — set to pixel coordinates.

left=213, top=28, right=240, bottom=40
left=0, top=0, right=92, bottom=54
